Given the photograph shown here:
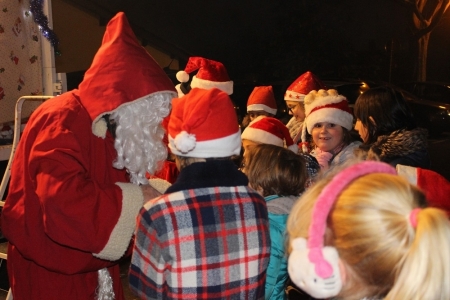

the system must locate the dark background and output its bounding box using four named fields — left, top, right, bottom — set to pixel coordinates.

left=61, top=0, right=450, bottom=111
